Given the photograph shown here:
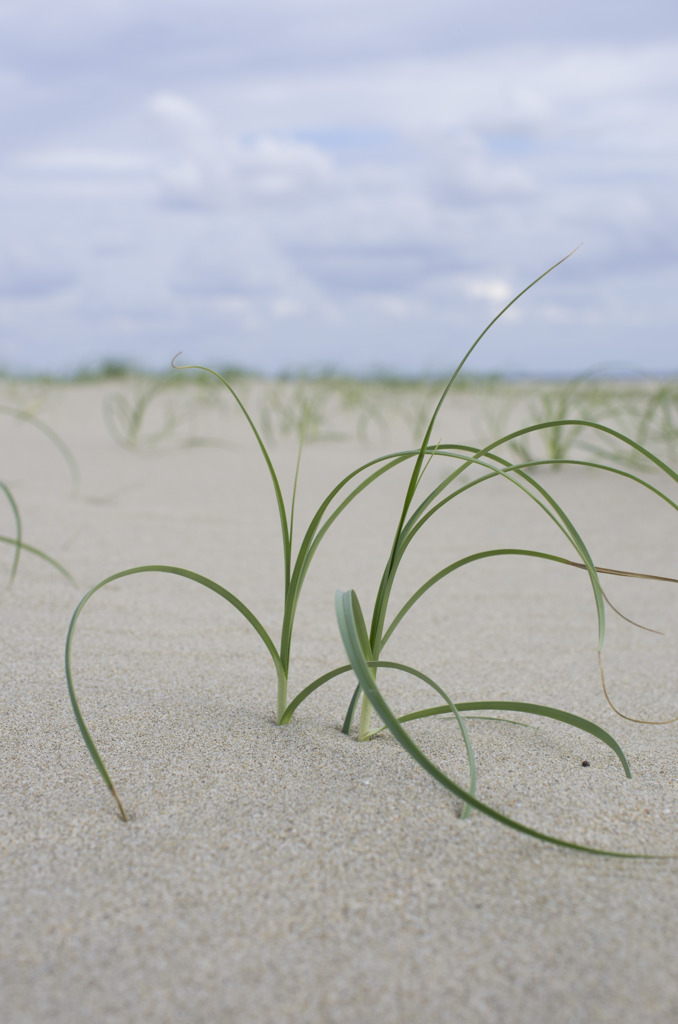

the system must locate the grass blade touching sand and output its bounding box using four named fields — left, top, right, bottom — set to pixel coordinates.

left=64, top=252, right=678, bottom=852
left=335, top=589, right=648, bottom=858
